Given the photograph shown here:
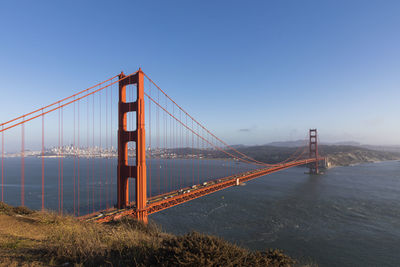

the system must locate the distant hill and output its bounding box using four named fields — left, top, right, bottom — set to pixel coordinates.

left=318, top=145, right=400, bottom=167
left=265, top=140, right=362, bottom=147
left=265, top=140, right=306, bottom=147
left=325, top=141, right=361, bottom=146
left=210, top=144, right=400, bottom=167
left=360, top=144, right=400, bottom=153
left=171, top=142, right=400, bottom=167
